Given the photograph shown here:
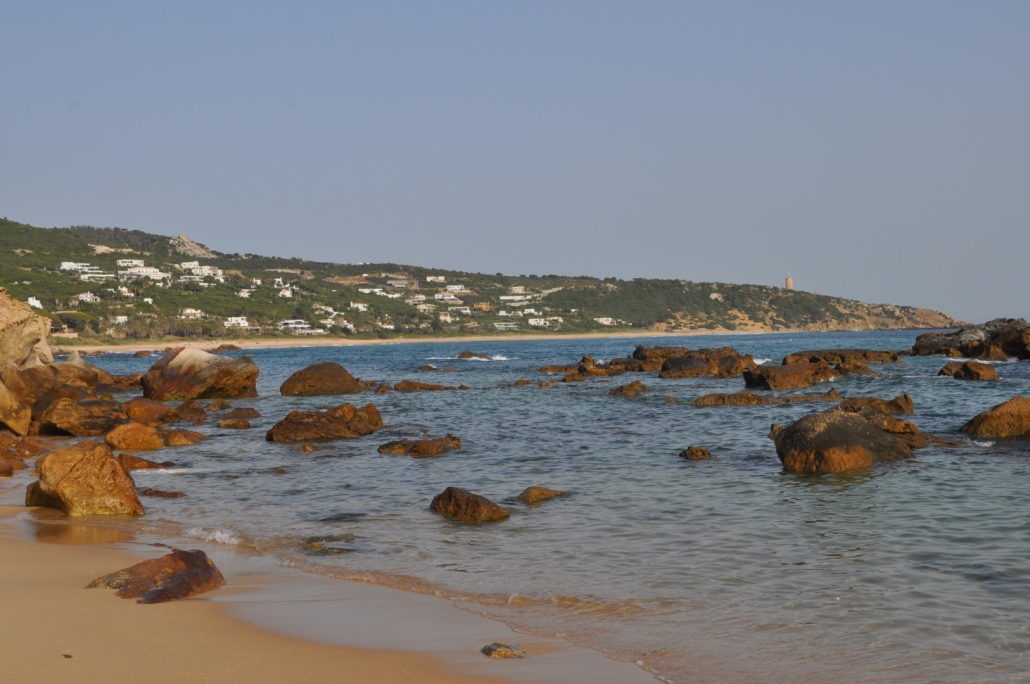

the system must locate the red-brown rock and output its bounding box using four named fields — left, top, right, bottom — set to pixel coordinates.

left=606, top=357, right=662, bottom=372
left=457, top=350, right=490, bottom=360
left=782, top=349, right=900, bottom=365
left=692, top=389, right=842, bottom=407
left=833, top=394, right=914, bottom=415
left=177, top=399, right=208, bottom=423
left=280, top=362, right=365, bottom=396
left=204, top=398, right=233, bottom=411
left=912, top=318, right=1030, bottom=360
left=1, top=361, right=101, bottom=406
left=123, top=397, right=180, bottom=426
left=0, top=380, right=30, bottom=436
left=87, top=549, right=225, bottom=603
left=769, top=411, right=912, bottom=474
left=140, top=488, right=186, bottom=498
left=960, top=396, right=1030, bottom=439
left=430, top=487, right=509, bottom=523
left=744, top=362, right=838, bottom=391
left=609, top=380, right=650, bottom=398
left=220, top=407, right=260, bottom=420
left=141, top=347, right=259, bottom=401
left=25, top=440, right=143, bottom=516
left=394, top=380, right=456, bottom=391
left=117, top=454, right=174, bottom=470
left=160, top=428, right=208, bottom=447
left=218, top=419, right=252, bottom=429
left=266, top=403, right=384, bottom=442
left=32, top=387, right=127, bottom=436
left=105, top=422, right=165, bottom=451
left=0, top=461, right=12, bottom=477
left=632, top=345, right=690, bottom=363
left=516, top=486, right=567, bottom=504
left=680, top=446, right=712, bottom=460
left=660, top=348, right=758, bottom=379
left=378, top=434, right=461, bottom=457
left=939, top=361, right=999, bottom=381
